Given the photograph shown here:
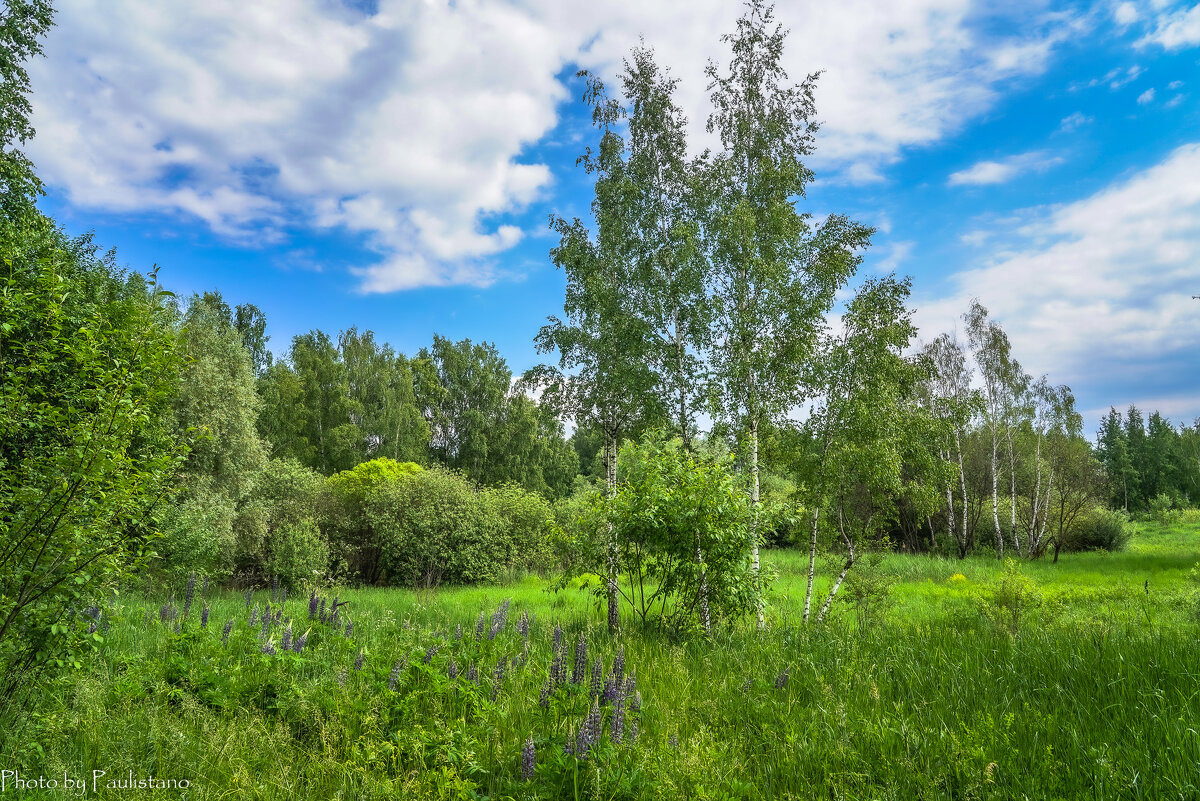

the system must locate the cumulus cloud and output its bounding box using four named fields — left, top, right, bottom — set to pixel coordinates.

left=947, top=151, right=1064, bottom=186
left=1137, top=87, right=1157, bottom=104
left=1137, top=2, right=1200, bottom=49
left=915, top=143, right=1200, bottom=418
left=1059, top=111, right=1093, bottom=131
left=29, top=0, right=1080, bottom=292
